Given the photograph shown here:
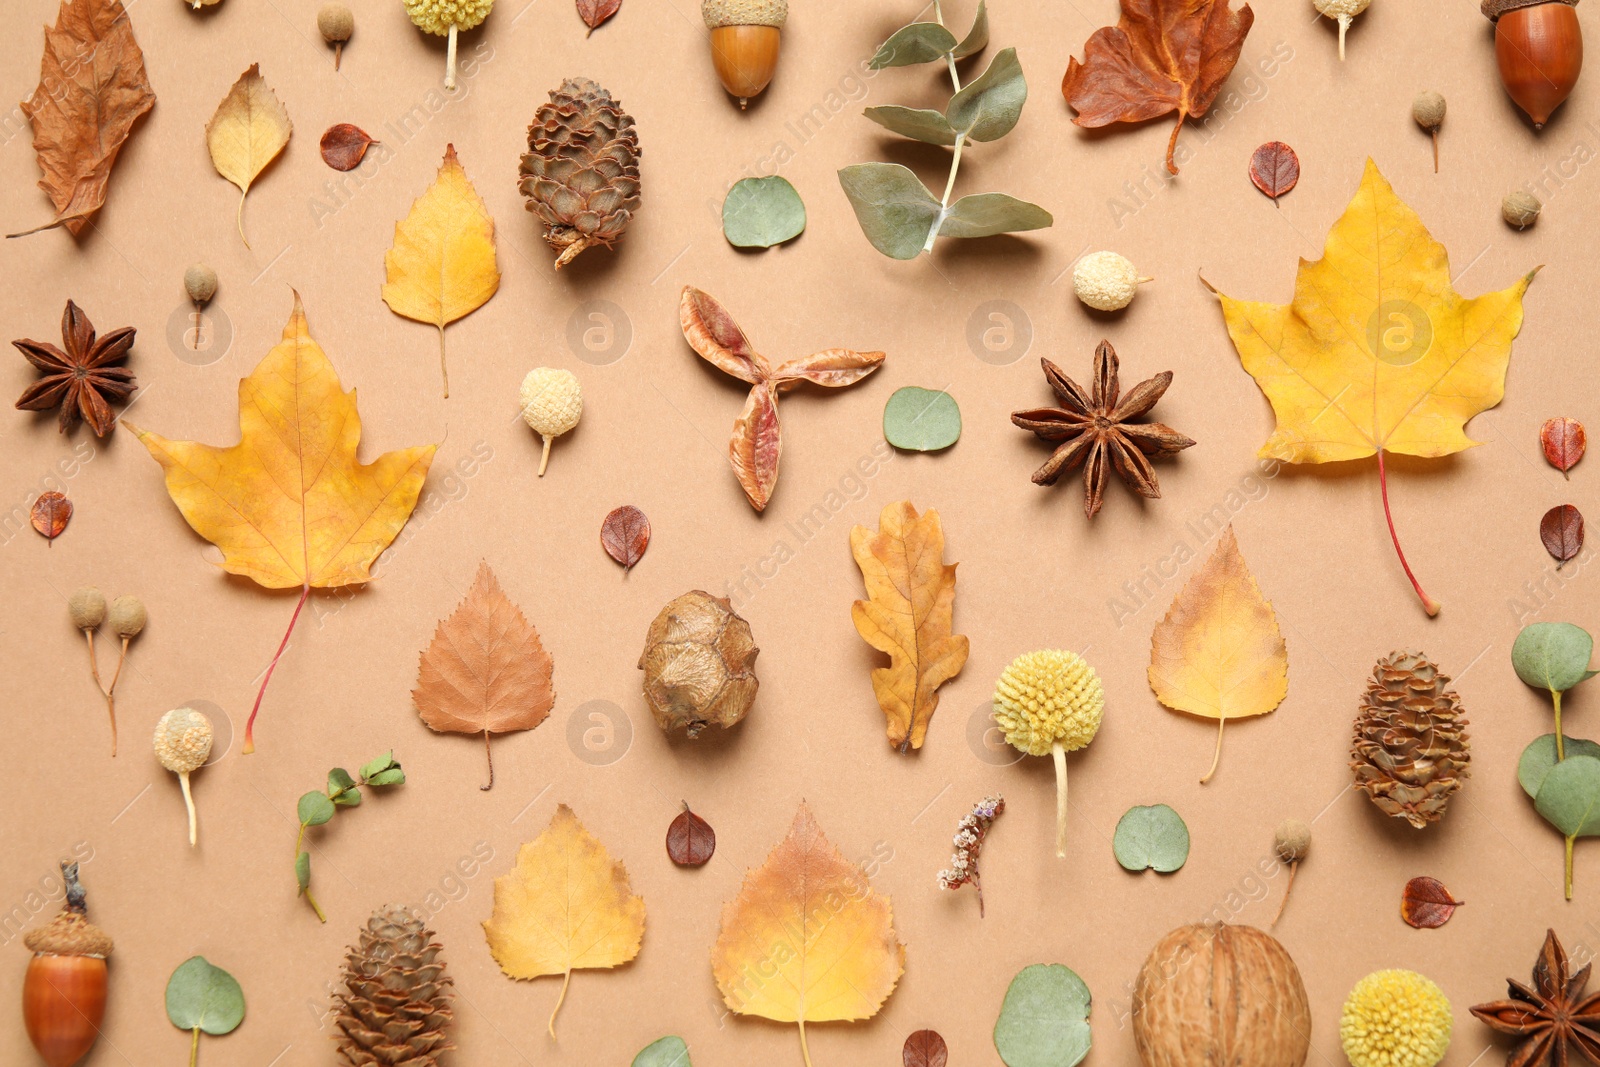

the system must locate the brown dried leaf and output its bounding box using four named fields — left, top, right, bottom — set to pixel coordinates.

left=666, top=805, right=715, bottom=866
left=414, top=562, right=555, bottom=790
left=1401, top=875, right=1464, bottom=928
left=30, top=491, right=72, bottom=542
left=600, top=505, right=650, bottom=569
left=577, top=0, right=621, bottom=33
left=1541, top=504, right=1585, bottom=567
left=904, top=1030, right=949, bottom=1067
left=1249, top=141, right=1299, bottom=201
left=1061, top=0, right=1254, bottom=175
left=1542, top=416, right=1587, bottom=477
left=319, top=124, right=376, bottom=171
